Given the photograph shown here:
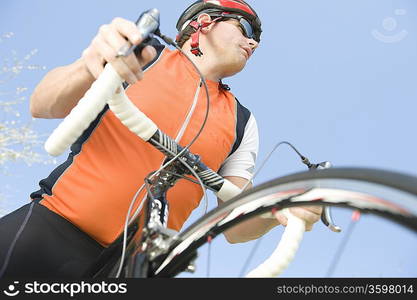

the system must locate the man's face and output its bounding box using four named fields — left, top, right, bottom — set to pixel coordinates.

left=206, top=18, right=259, bottom=77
